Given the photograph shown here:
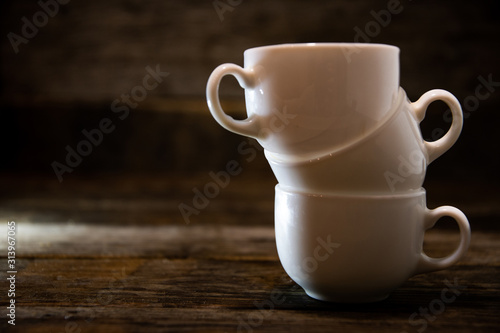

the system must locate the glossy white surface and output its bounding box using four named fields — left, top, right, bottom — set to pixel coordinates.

left=274, top=186, right=471, bottom=303
left=207, top=43, right=470, bottom=302
left=265, top=89, right=463, bottom=193
left=207, top=43, right=400, bottom=155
